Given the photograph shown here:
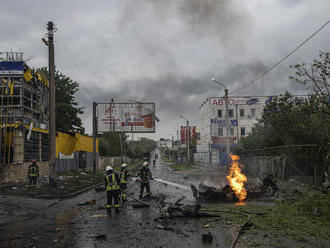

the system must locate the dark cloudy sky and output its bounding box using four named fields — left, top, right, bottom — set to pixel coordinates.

left=1, top=0, right=330, bottom=139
